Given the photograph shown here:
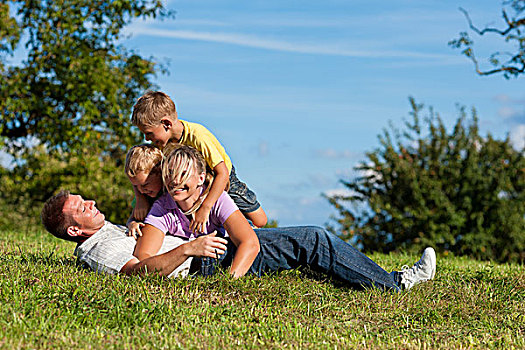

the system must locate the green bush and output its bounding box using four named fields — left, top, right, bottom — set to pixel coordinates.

left=326, top=98, right=525, bottom=263
left=0, top=146, right=133, bottom=231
